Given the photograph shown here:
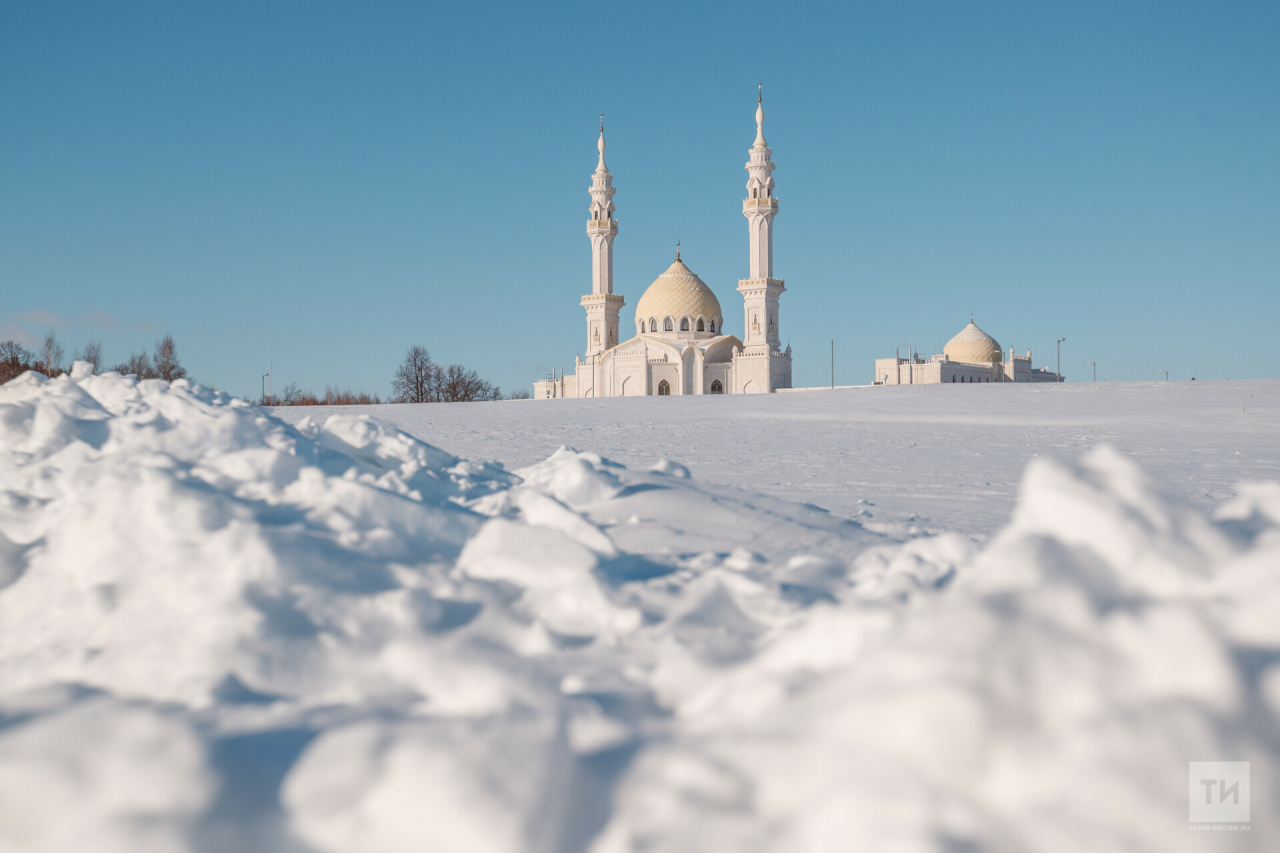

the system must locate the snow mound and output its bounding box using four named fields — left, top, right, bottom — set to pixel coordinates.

left=594, top=448, right=1280, bottom=852
left=1, top=369, right=1277, bottom=853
